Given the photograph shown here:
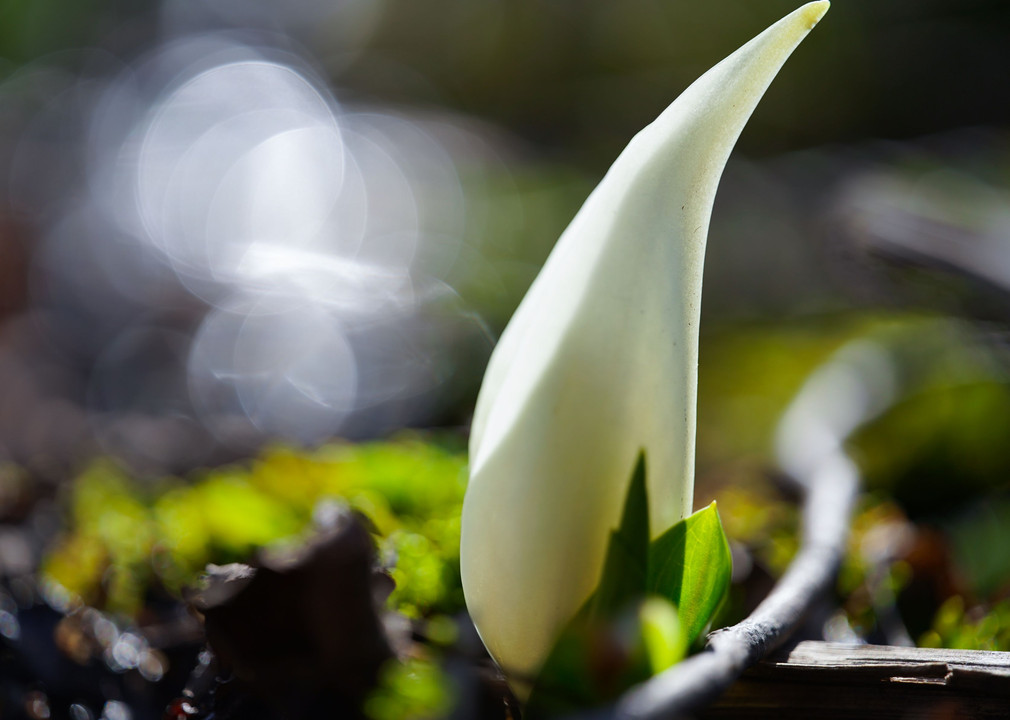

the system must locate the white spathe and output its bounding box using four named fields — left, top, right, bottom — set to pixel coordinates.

left=461, top=1, right=829, bottom=690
